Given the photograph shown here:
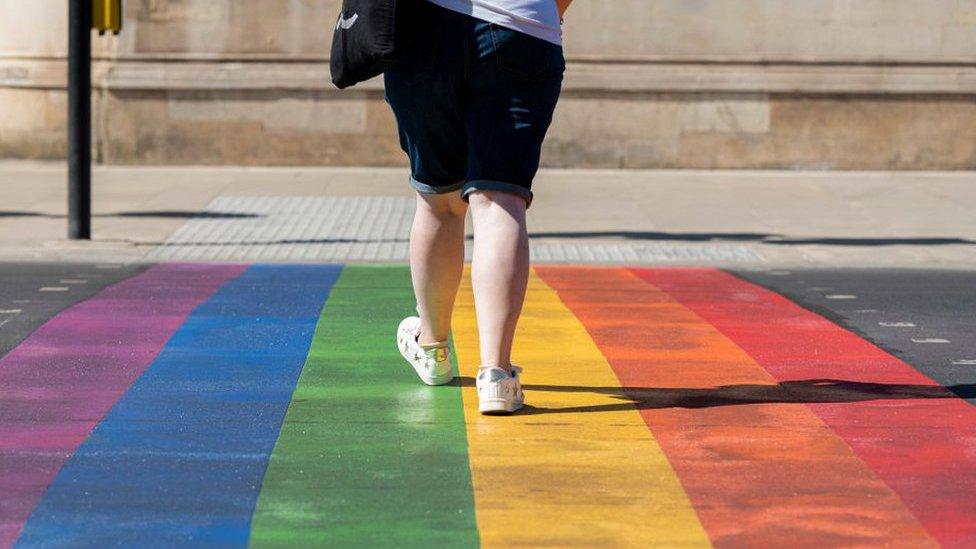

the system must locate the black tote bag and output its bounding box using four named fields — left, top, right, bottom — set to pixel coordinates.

left=330, top=0, right=419, bottom=89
